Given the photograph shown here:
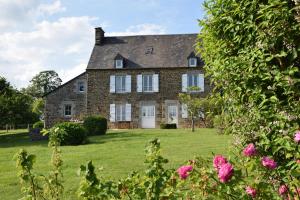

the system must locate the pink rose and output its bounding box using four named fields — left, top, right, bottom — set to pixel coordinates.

left=218, top=163, right=234, bottom=183
left=297, top=160, right=300, bottom=164
left=261, top=156, right=277, bottom=170
left=177, top=165, right=193, bottom=180
left=246, top=186, right=257, bottom=198
left=243, top=143, right=257, bottom=157
left=294, top=130, right=300, bottom=143
left=278, top=185, right=288, bottom=195
left=213, top=155, right=227, bottom=171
